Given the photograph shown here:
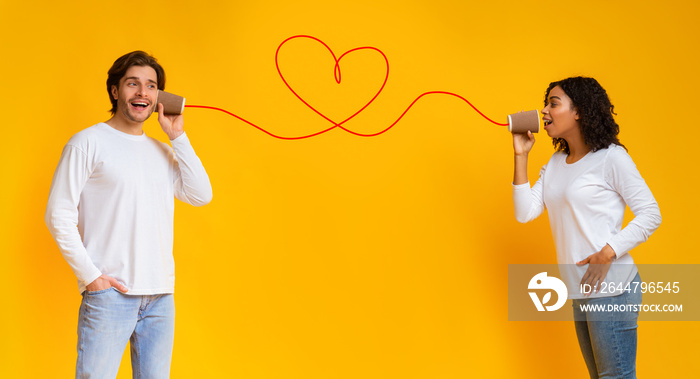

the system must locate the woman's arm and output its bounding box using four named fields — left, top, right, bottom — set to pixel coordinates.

left=604, top=147, right=662, bottom=258
left=513, top=131, right=535, bottom=185
left=512, top=131, right=546, bottom=223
